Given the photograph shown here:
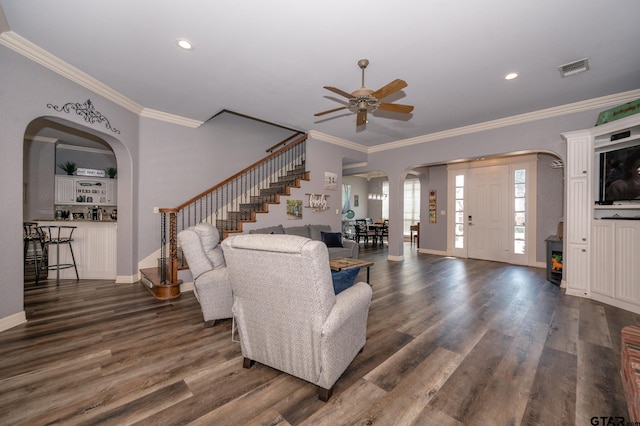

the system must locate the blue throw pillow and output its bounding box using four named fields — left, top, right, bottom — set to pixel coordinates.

left=331, top=267, right=360, bottom=294
left=321, top=231, right=343, bottom=248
